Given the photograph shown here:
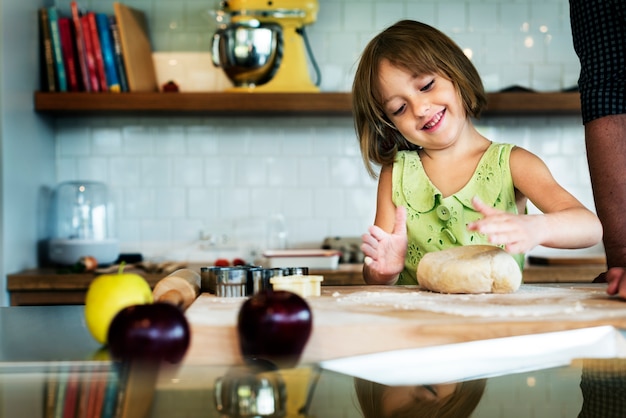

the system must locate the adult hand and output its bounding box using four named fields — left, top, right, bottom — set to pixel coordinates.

left=605, top=267, right=626, bottom=299
left=467, top=196, right=540, bottom=255
left=361, top=206, right=408, bottom=282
